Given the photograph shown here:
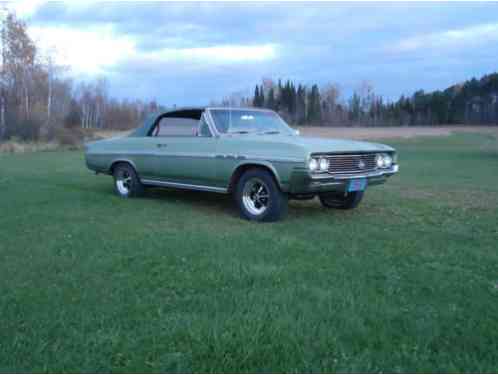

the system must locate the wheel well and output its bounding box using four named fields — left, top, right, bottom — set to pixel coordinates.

left=109, top=160, right=136, bottom=175
left=228, top=164, right=280, bottom=193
